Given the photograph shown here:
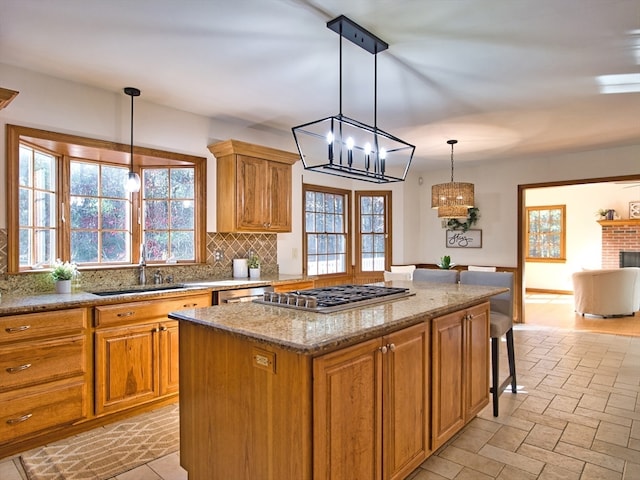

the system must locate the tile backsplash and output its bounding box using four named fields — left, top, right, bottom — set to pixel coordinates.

left=0, top=229, right=278, bottom=295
